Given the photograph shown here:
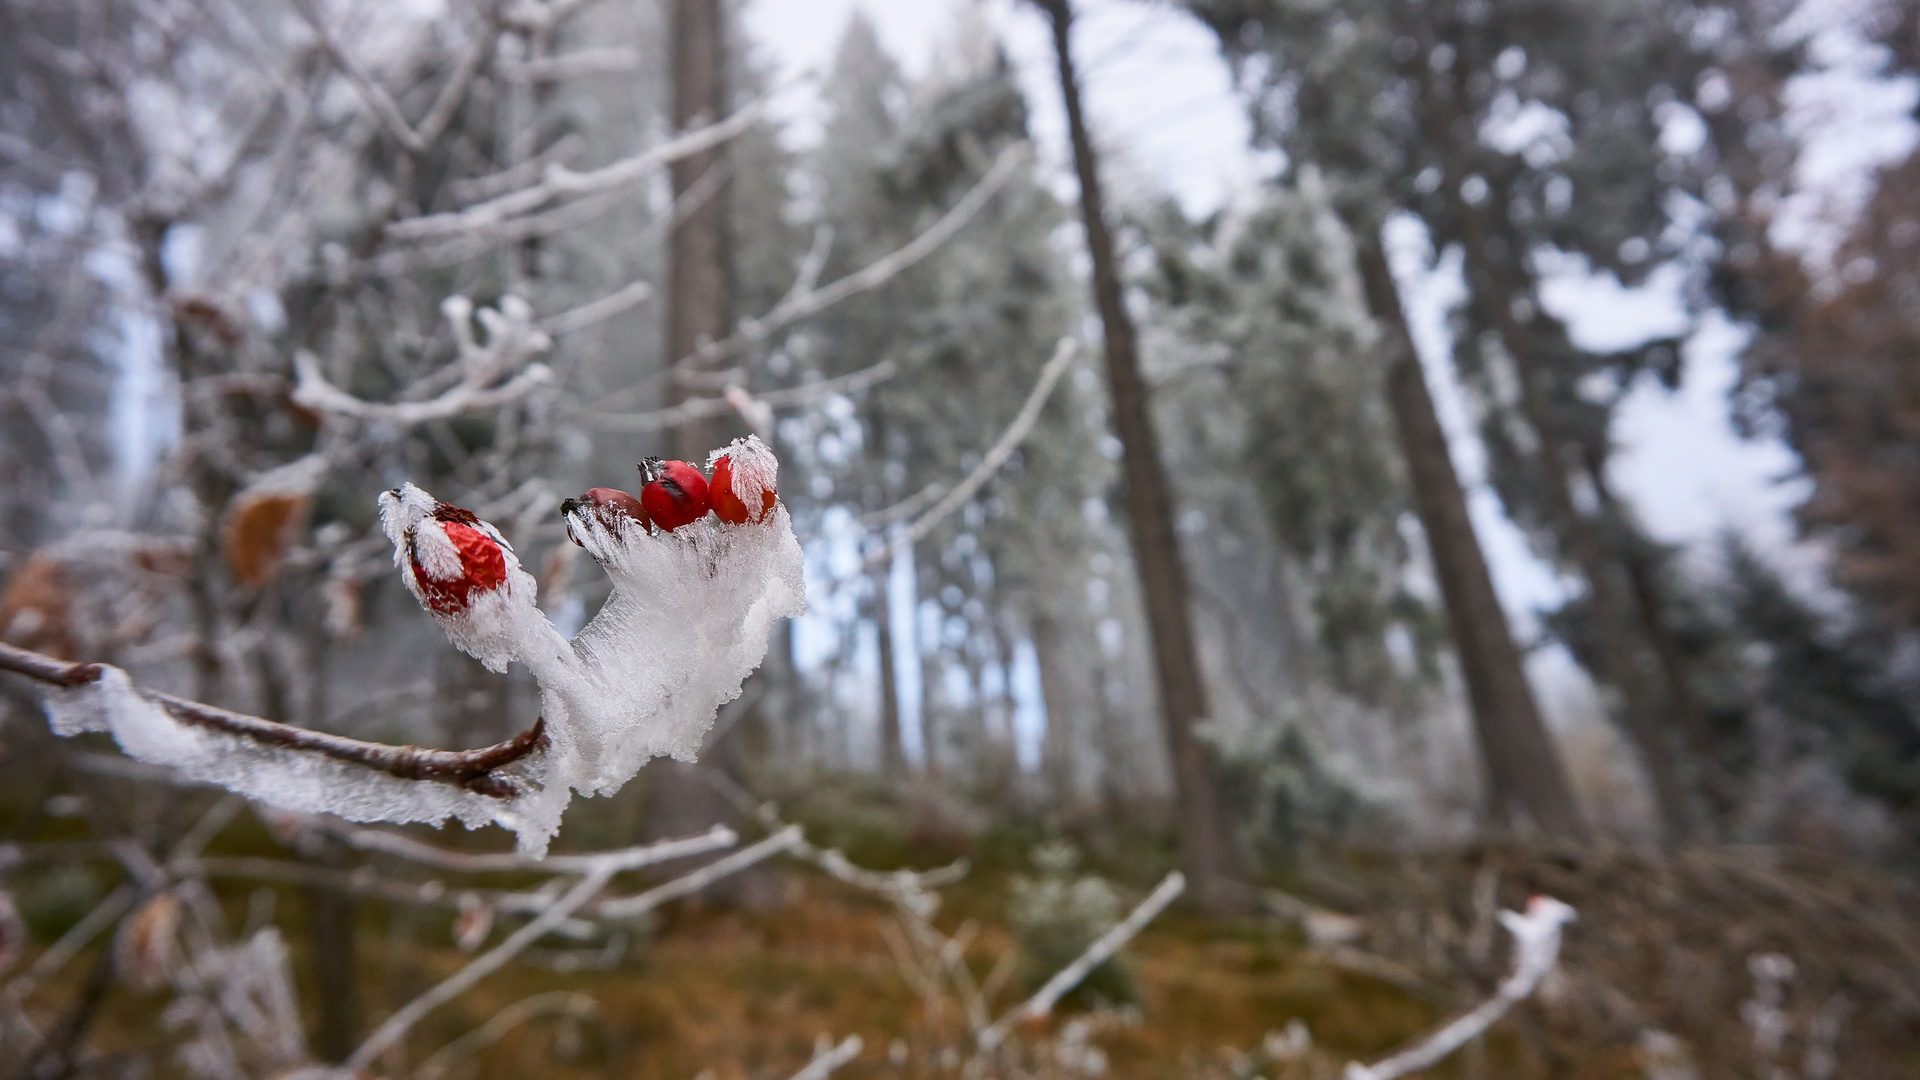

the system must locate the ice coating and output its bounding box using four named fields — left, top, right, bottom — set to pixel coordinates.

left=379, top=483, right=569, bottom=675
left=557, top=503, right=805, bottom=784
left=41, top=668, right=565, bottom=841
left=373, top=466, right=802, bottom=852
left=34, top=463, right=804, bottom=859
left=708, top=434, right=778, bottom=511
